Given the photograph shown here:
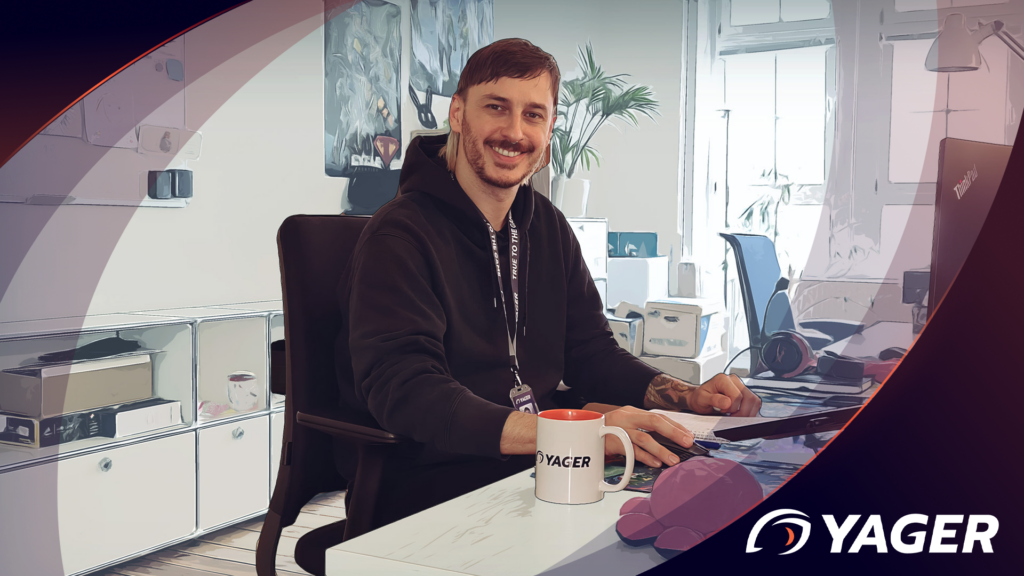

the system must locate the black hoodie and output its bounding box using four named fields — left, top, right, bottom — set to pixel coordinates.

left=336, top=134, right=660, bottom=464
